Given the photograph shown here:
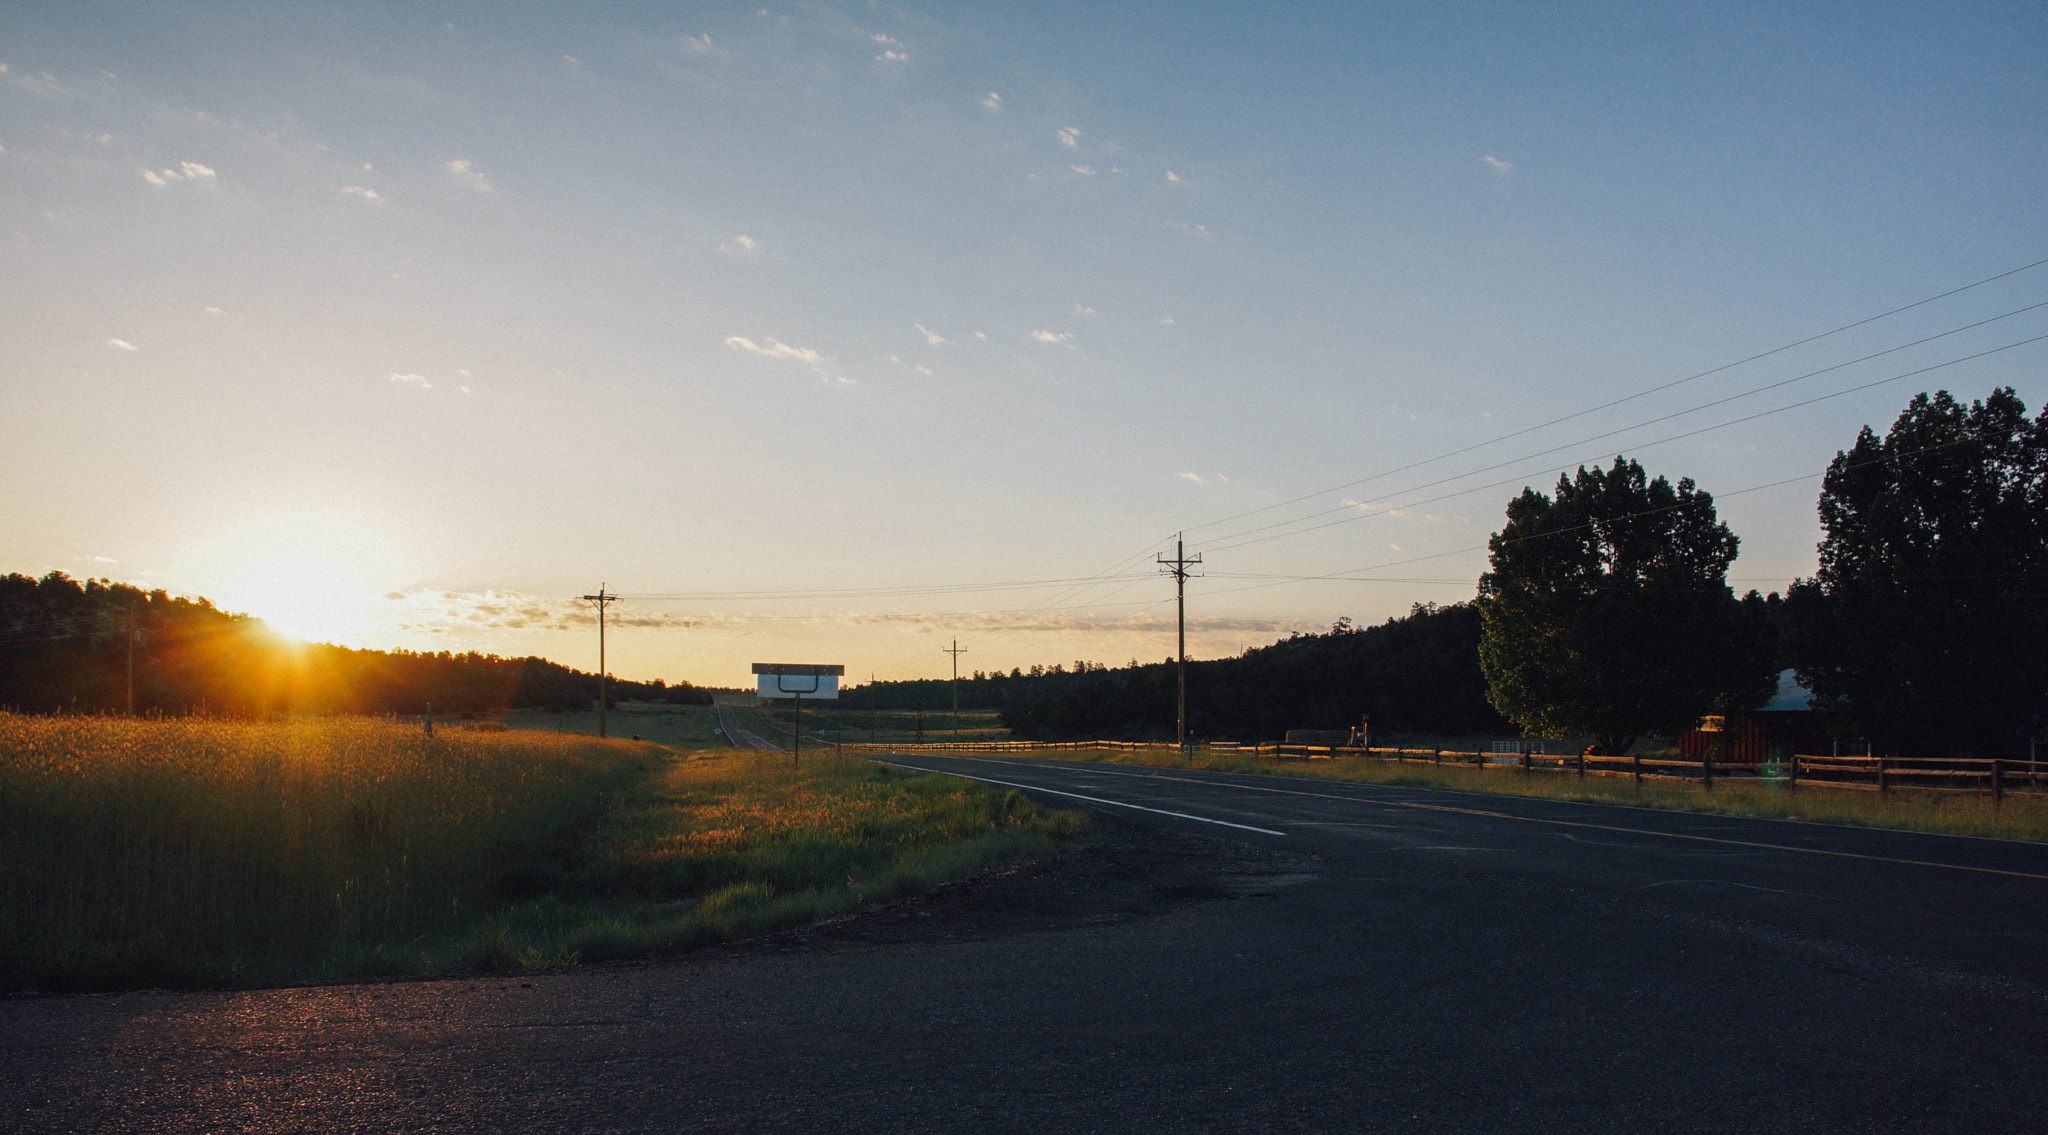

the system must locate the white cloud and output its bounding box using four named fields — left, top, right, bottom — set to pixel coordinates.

left=719, top=234, right=760, bottom=254
left=388, top=372, right=432, bottom=388
left=725, top=336, right=819, bottom=363
left=1159, top=317, right=1175, bottom=325
left=981, top=91, right=1001, bottom=111
left=877, top=49, right=907, bottom=62
left=1482, top=154, right=1513, bottom=172
left=105, top=338, right=136, bottom=351
left=204, top=306, right=222, bottom=316
left=459, top=385, right=473, bottom=395
left=914, top=365, right=933, bottom=375
left=1073, top=304, right=1096, bottom=315
left=725, top=334, right=850, bottom=383
left=1165, top=222, right=1210, bottom=240
left=445, top=158, right=492, bottom=191
left=915, top=323, right=947, bottom=345
left=1070, top=164, right=1095, bottom=175
left=87, top=555, right=118, bottom=564
left=1164, top=170, right=1183, bottom=183
left=1110, top=166, right=1127, bottom=174
left=1057, top=127, right=1080, bottom=149
left=681, top=33, right=714, bottom=52
left=179, top=160, right=215, bottom=180
left=1030, top=330, right=1072, bottom=345
left=141, top=169, right=170, bottom=186
left=340, top=185, right=382, bottom=203
left=1179, top=472, right=1206, bottom=484
left=560, top=54, right=580, bottom=65
left=973, top=330, right=986, bottom=339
